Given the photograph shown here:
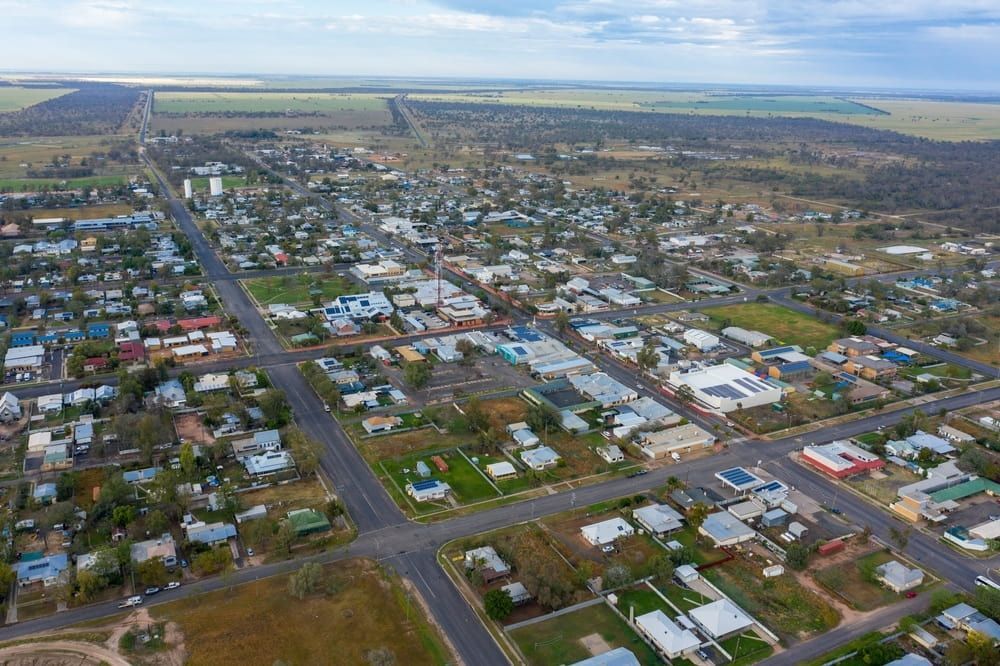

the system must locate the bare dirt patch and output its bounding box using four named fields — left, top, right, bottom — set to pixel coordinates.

left=579, top=632, right=612, bottom=656
left=173, top=412, right=215, bottom=445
